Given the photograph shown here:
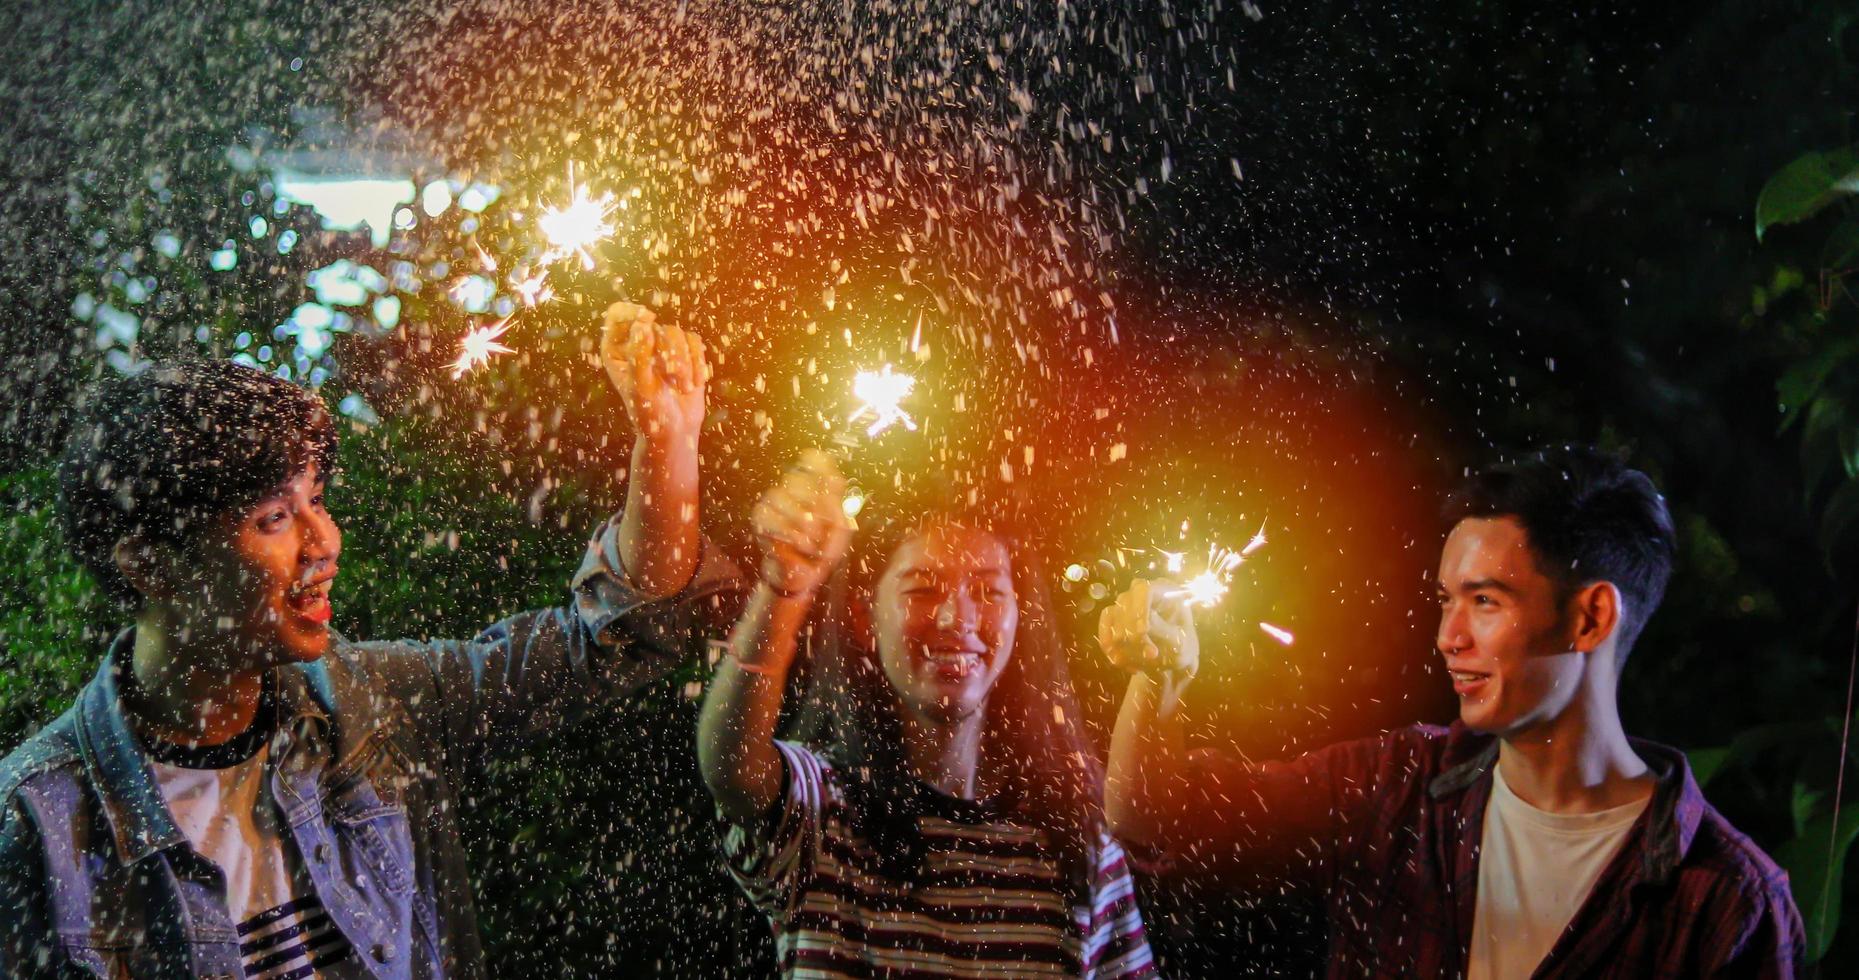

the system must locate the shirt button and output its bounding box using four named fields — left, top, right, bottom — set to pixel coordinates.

left=314, top=843, right=331, bottom=862
left=371, top=943, right=394, bottom=962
